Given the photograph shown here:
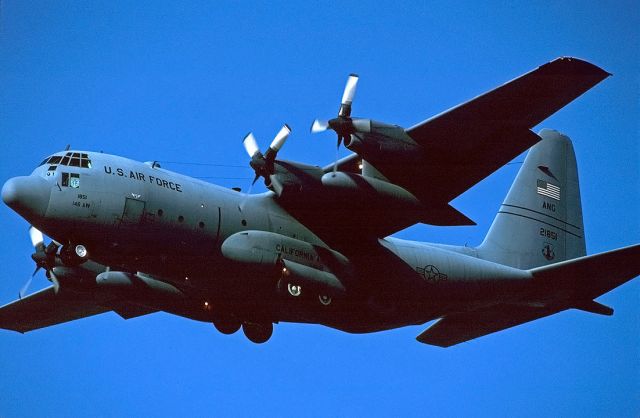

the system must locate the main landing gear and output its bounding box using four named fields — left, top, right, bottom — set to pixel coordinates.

left=212, top=317, right=273, bottom=344
left=241, top=322, right=273, bottom=344
left=212, top=317, right=241, bottom=335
